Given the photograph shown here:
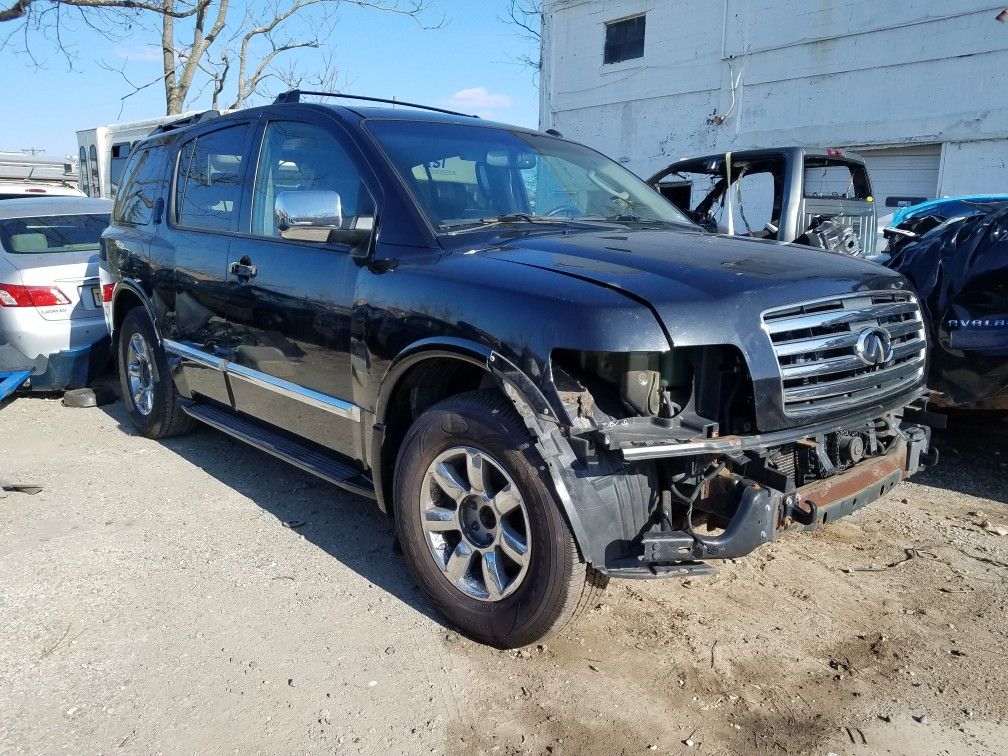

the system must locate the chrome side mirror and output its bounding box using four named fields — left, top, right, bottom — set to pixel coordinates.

left=275, top=190, right=342, bottom=242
